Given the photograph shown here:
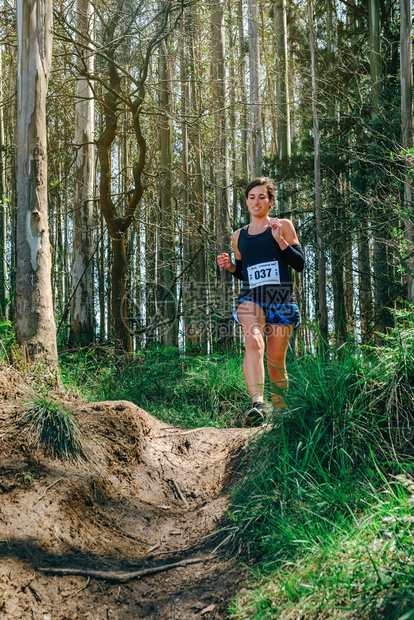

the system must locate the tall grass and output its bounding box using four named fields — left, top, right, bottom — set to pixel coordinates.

left=60, top=345, right=250, bottom=427
left=0, top=320, right=14, bottom=363
left=229, top=478, right=414, bottom=619
left=226, top=313, right=414, bottom=618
